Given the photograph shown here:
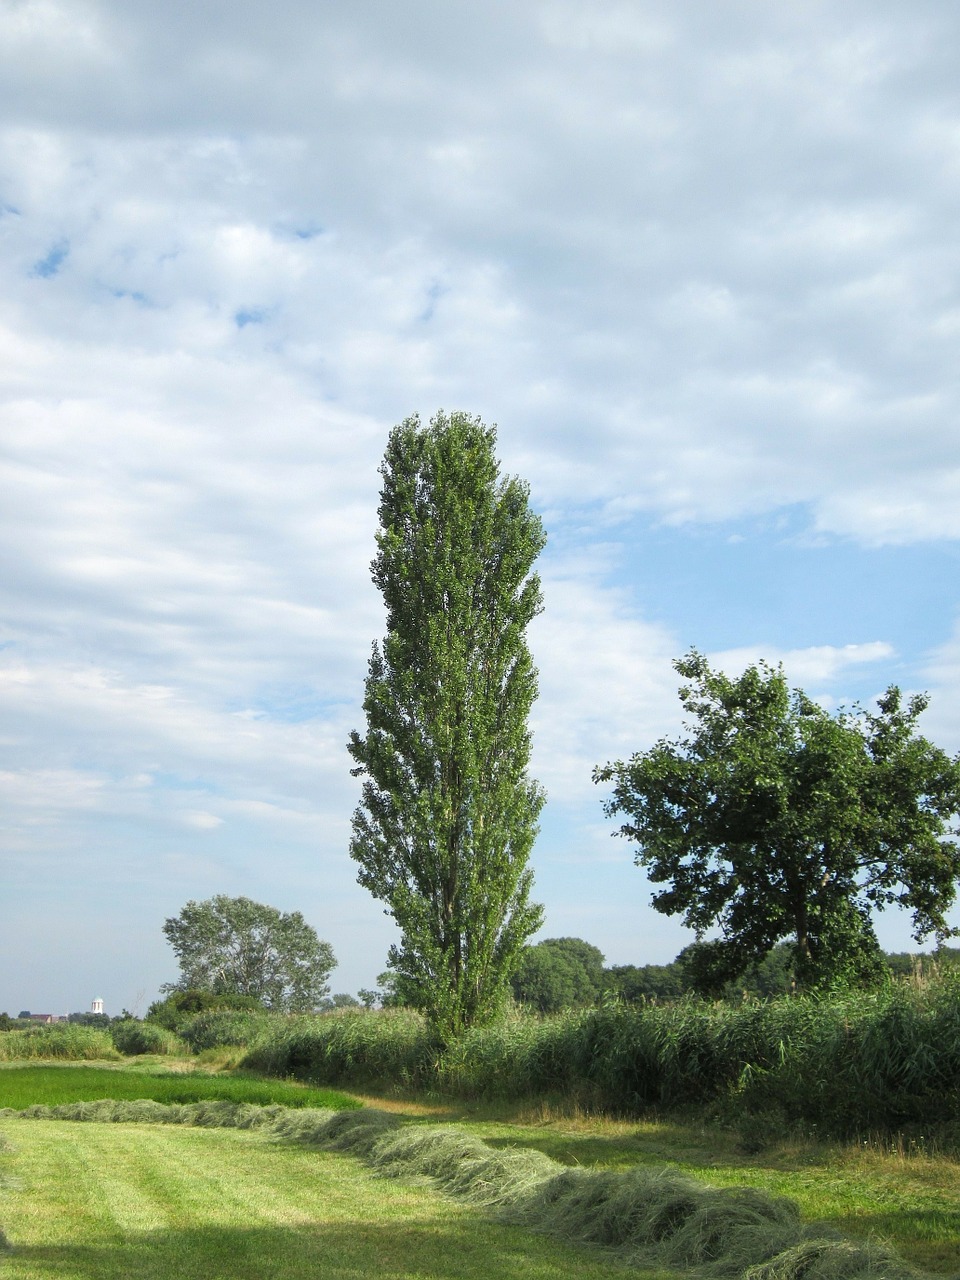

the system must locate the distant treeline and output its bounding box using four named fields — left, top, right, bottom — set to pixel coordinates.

left=501, top=937, right=960, bottom=1014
